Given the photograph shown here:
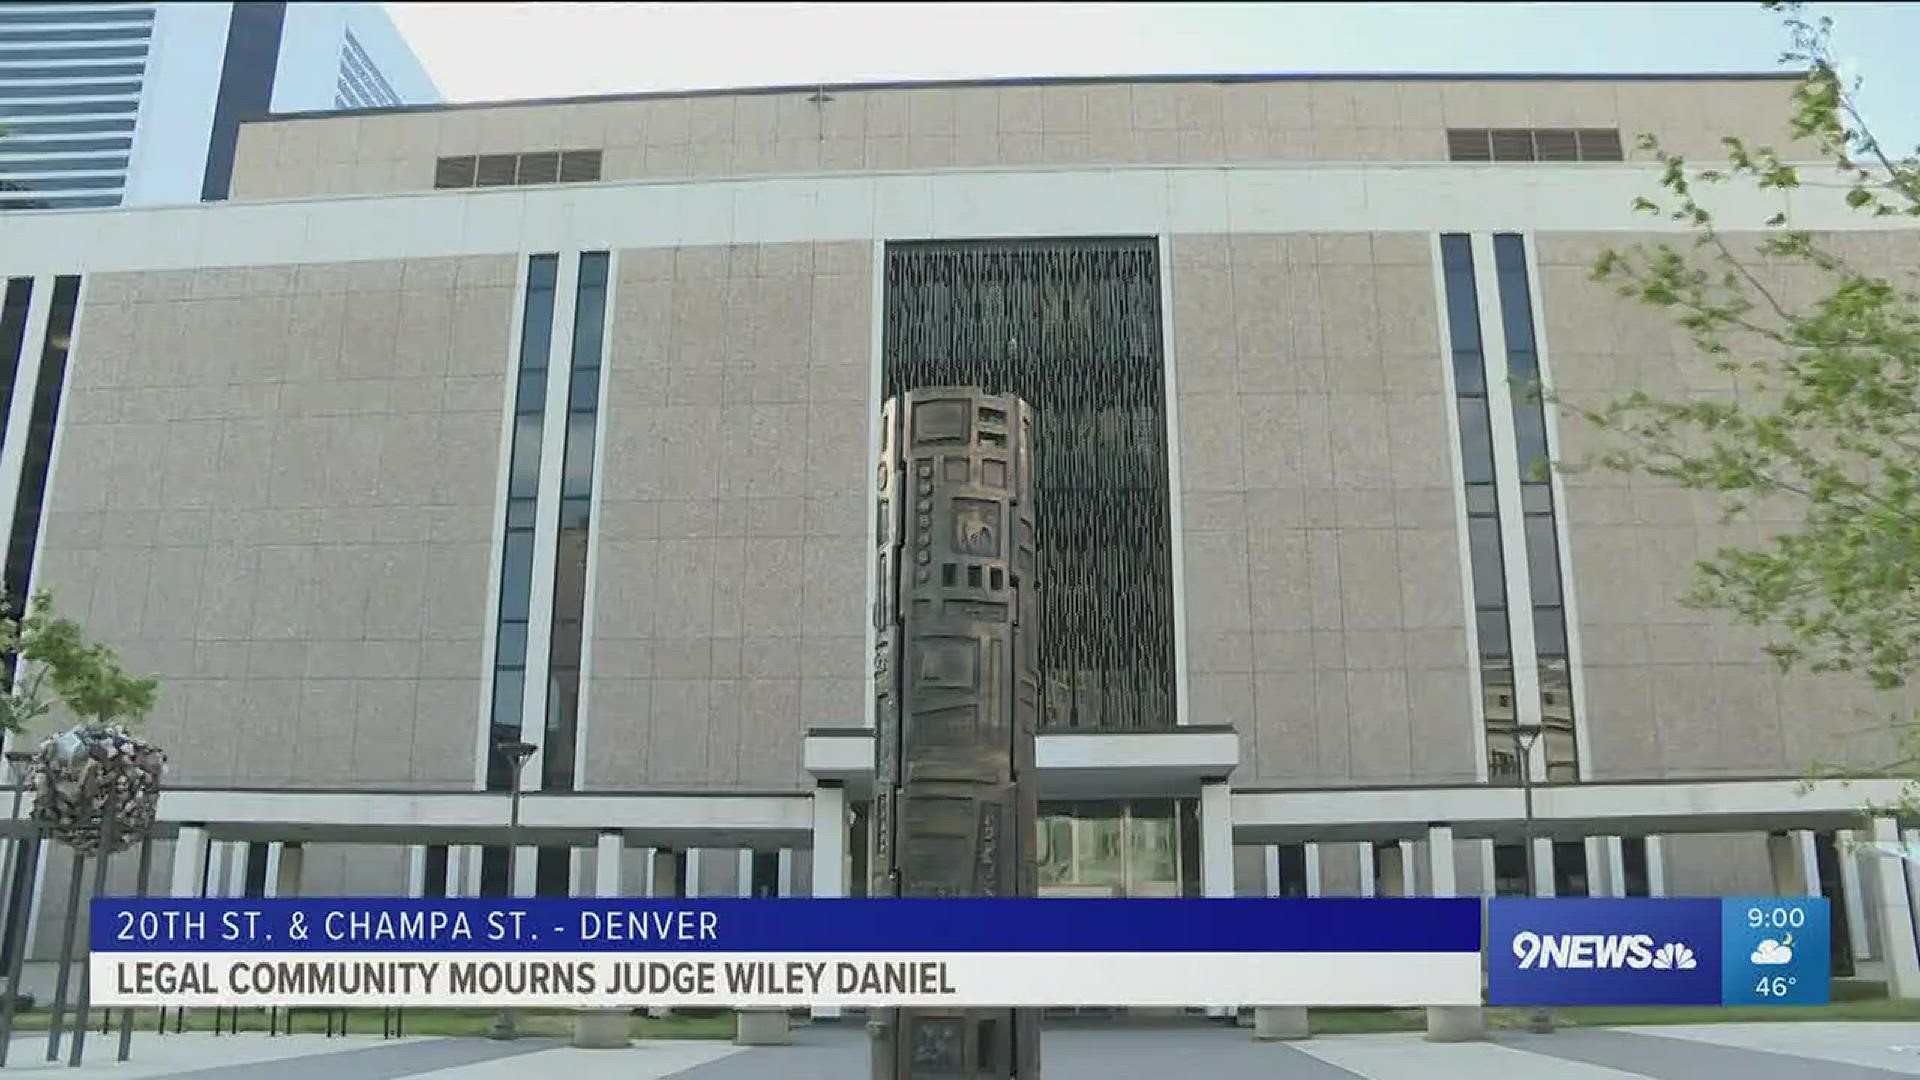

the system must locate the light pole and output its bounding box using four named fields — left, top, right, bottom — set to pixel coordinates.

left=488, top=738, right=538, bottom=1042
left=1511, top=721, right=1553, bottom=1035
